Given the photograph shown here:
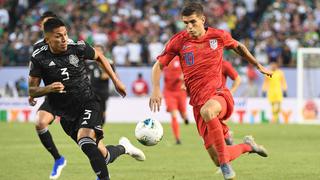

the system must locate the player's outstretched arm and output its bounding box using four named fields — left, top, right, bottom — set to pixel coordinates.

left=28, top=76, right=65, bottom=98
left=94, top=49, right=126, bottom=97
left=232, top=42, right=273, bottom=77
left=149, top=61, right=163, bottom=112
